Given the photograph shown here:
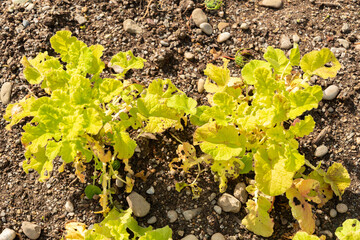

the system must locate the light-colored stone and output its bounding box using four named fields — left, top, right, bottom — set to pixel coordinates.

left=323, top=85, right=340, bottom=100
left=123, top=19, right=142, bottom=34
left=147, top=216, right=157, bottom=224
left=293, top=34, right=300, bottom=43
left=116, top=178, right=124, bottom=187
left=21, top=222, right=41, bottom=240
left=329, top=209, right=337, bottom=218
left=341, top=23, right=351, bottom=33
left=183, top=208, right=201, bottom=221
left=214, top=205, right=222, bottom=215
left=355, top=44, right=360, bottom=52
left=217, top=193, right=241, bottom=213
left=191, top=8, right=207, bottom=27
left=197, top=78, right=205, bottom=93
left=126, top=192, right=150, bottom=217
left=260, top=0, right=283, bottom=9
left=338, top=39, right=350, bottom=49
left=184, top=52, right=195, bottom=60
left=0, top=228, right=16, bottom=240
left=167, top=210, right=178, bottom=223
left=13, top=0, right=27, bottom=4
left=146, top=186, right=155, bottom=195
left=74, top=15, right=87, bottom=25
left=217, top=32, right=231, bottom=43
left=160, top=40, right=170, bottom=47
left=217, top=22, right=229, bottom=31
left=336, top=203, right=348, bottom=213
left=25, top=3, right=35, bottom=11
left=200, top=22, right=213, bottom=35
left=182, top=234, right=198, bottom=240
left=330, top=47, right=346, bottom=58
left=240, top=23, right=249, bottom=30
left=280, top=35, right=292, bottom=50
left=314, top=145, right=328, bottom=157
left=1, top=82, right=12, bottom=105
left=211, top=233, right=225, bottom=240
left=65, top=200, right=74, bottom=212
left=234, top=182, right=248, bottom=203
